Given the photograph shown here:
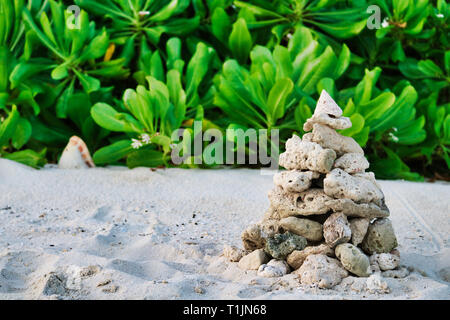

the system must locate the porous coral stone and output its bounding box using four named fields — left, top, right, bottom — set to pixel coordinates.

left=323, top=212, right=351, bottom=248
left=264, top=232, right=307, bottom=260
left=362, top=218, right=398, bottom=254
